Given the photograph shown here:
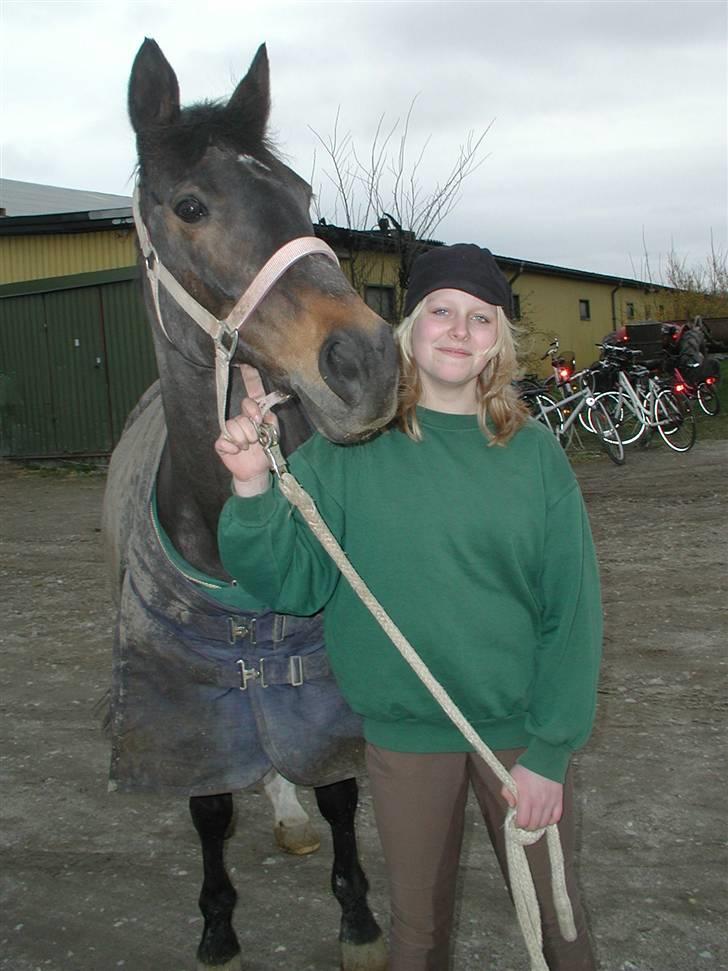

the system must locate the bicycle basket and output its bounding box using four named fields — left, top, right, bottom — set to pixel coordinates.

left=587, top=363, right=618, bottom=393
